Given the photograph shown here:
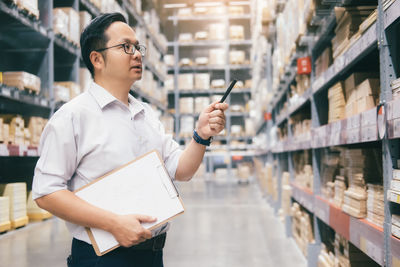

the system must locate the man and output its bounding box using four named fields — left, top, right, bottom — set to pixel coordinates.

left=32, top=12, right=228, bottom=267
